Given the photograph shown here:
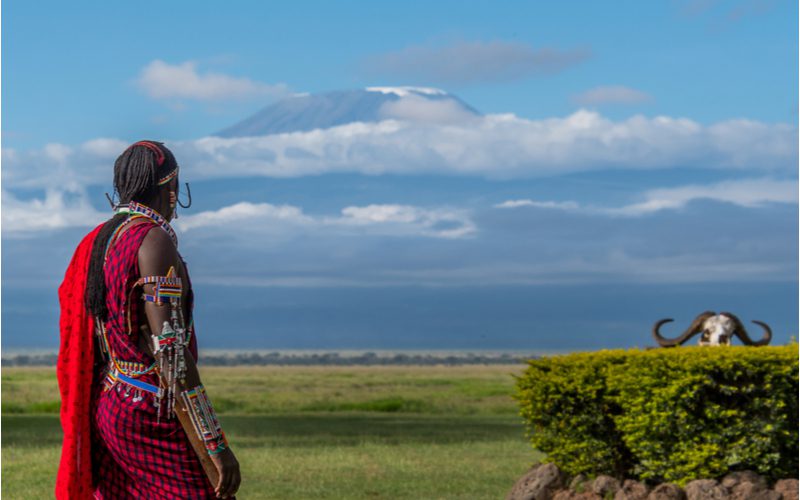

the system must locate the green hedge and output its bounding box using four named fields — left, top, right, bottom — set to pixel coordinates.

left=513, top=345, right=798, bottom=485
